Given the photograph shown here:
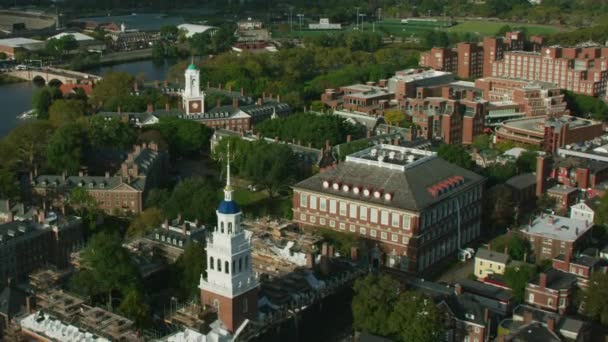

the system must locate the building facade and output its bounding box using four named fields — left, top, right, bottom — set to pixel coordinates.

left=524, top=270, right=577, bottom=314
left=522, top=214, right=593, bottom=261
left=199, top=150, right=258, bottom=333
left=32, top=143, right=167, bottom=214
left=495, top=116, right=603, bottom=152
left=292, top=144, right=486, bottom=273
